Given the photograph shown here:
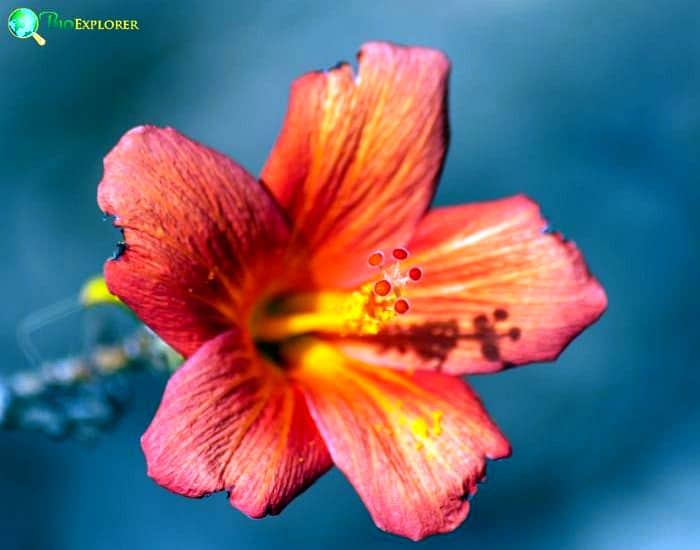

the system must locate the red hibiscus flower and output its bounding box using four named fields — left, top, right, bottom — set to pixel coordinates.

left=97, top=42, right=607, bottom=540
